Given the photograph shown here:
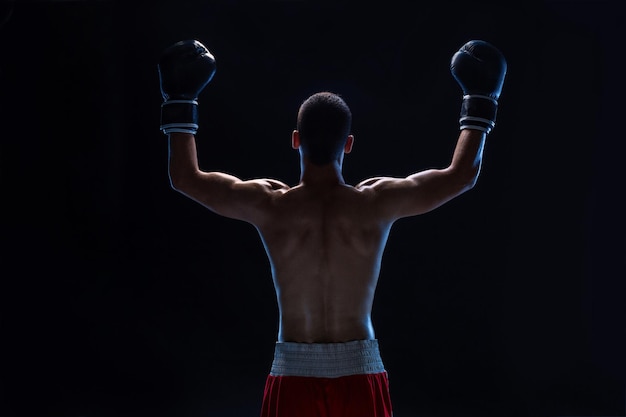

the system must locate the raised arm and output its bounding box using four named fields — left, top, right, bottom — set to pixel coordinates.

left=167, top=132, right=287, bottom=223
left=357, top=40, right=507, bottom=222
left=158, top=39, right=288, bottom=225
